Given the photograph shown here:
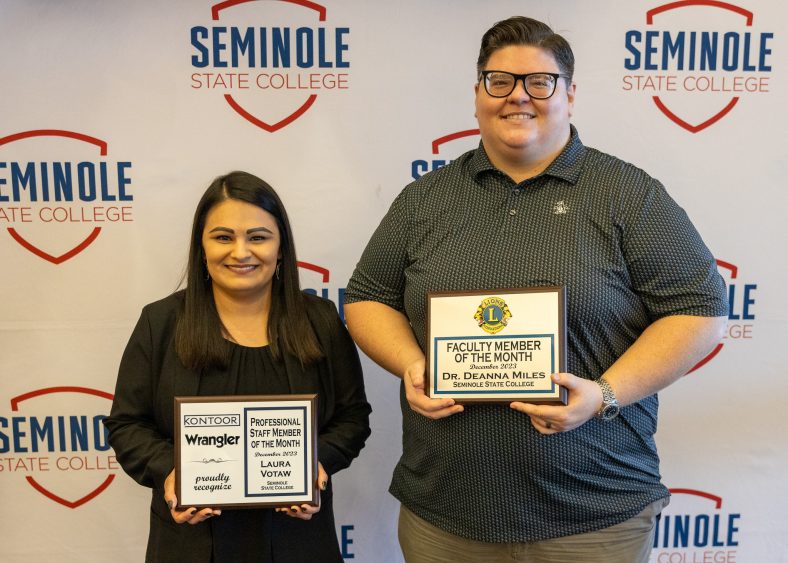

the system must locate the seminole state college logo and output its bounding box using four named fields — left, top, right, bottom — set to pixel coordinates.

left=474, top=297, right=512, bottom=335
left=0, top=387, right=117, bottom=508
left=622, top=0, right=774, bottom=133
left=651, top=488, right=742, bottom=561
left=190, top=0, right=351, bottom=133
left=298, top=260, right=347, bottom=321
left=0, top=129, right=134, bottom=264
left=411, top=128, right=480, bottom=180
